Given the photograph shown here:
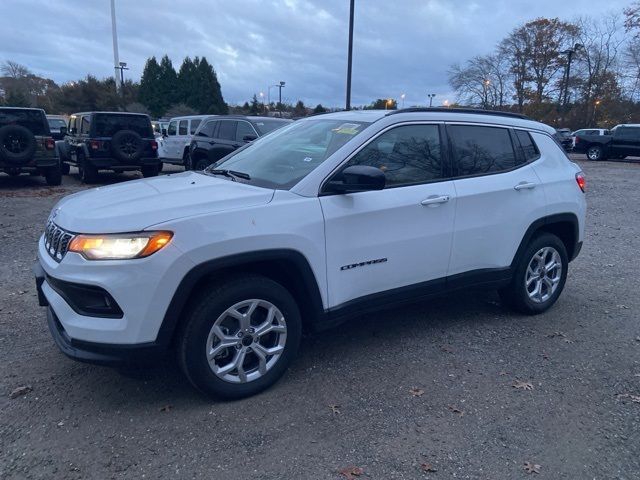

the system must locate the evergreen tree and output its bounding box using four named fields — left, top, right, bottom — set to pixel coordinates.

left=176, top=56, right=198, bottom=108
left=139, top=57, right=164, bottom=117
left=190, top=57, right=227, bottom=114
left=249, top=94, right=261, bottom=115
left=293, top=100, right=306, bottom=117
left=157, top=55, right=178, bottom=110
